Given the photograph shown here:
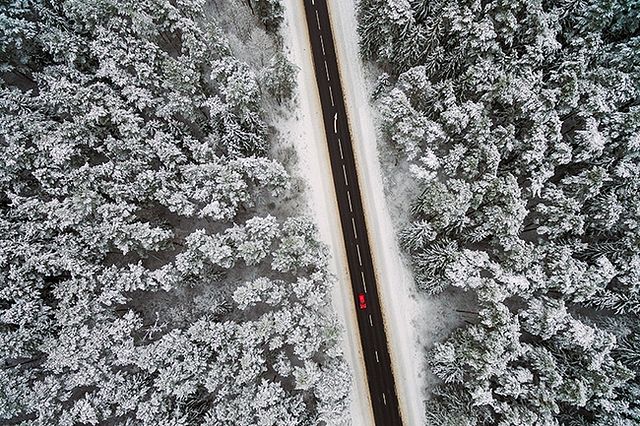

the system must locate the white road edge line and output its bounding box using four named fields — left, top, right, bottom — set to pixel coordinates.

left=329, top=85, right=334, bottom=106
left=315, top=9, right=320, bottom=30
left=356, top=245, right=362, bottom=266
left=369, top=314, right=373, bottom=327
left=375, top=350, right=379, bottom=363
